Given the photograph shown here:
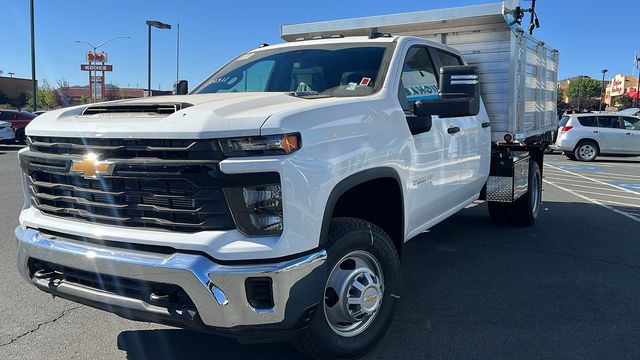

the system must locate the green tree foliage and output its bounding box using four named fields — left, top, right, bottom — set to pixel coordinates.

left=614, top=95, right=635, bottom=110
left=80, top=95, right=89, bottom=104
left=26, top=79, right=59, bottom=110
left=565, top=77, right=601, bottom=100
